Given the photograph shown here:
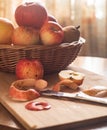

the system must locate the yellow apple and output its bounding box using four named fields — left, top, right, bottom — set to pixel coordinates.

left=0, top=17, right=14, bottom=44
left=12, top=26, right=40, bottom=45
